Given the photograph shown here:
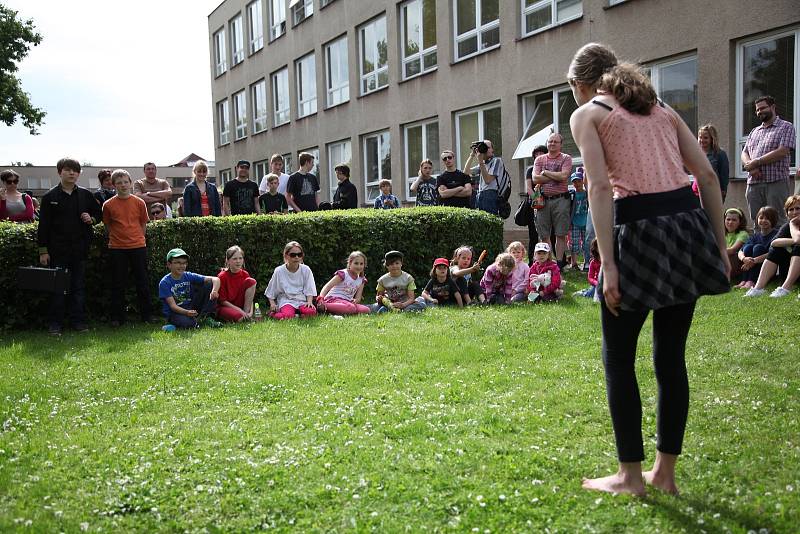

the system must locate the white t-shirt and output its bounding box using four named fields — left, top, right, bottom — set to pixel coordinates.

left=265, top=263, right=317, bottom=308
left=258, top=172, right=290, bottom=196
left=327, top=269, right=366, bottom=302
